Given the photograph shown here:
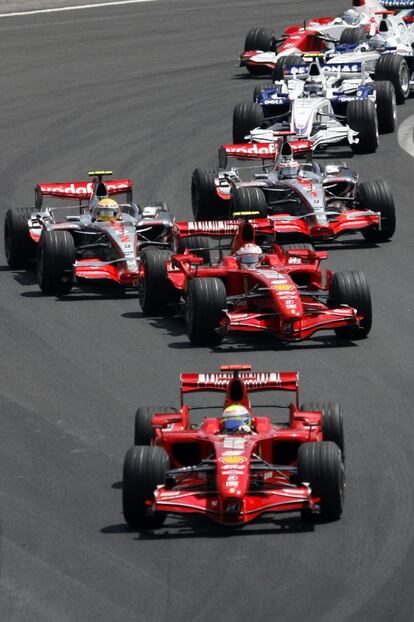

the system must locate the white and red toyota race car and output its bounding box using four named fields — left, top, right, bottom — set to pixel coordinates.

left=239, top=0, right=404, bottom=75
left=4, top=171, right=178, bottom=295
